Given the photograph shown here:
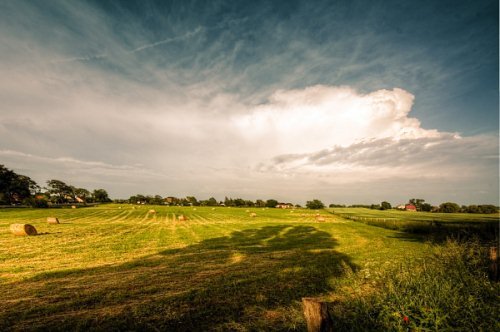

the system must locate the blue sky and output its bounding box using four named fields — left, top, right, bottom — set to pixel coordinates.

left=0, top=0, right=498, bottom=204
